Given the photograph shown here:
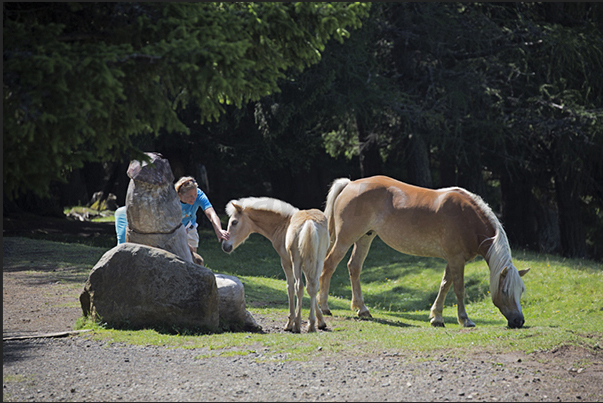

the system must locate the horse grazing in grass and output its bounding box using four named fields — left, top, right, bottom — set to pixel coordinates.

left=319, top=176, right=530, bottom=329
left=222, top=197, right=329, bottom=333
